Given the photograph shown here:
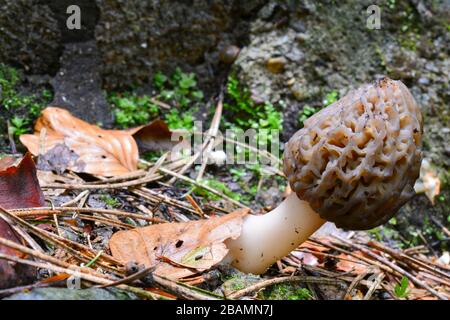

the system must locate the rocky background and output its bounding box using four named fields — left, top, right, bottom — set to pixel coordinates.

left=0, top=0, right=449, bottom=249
